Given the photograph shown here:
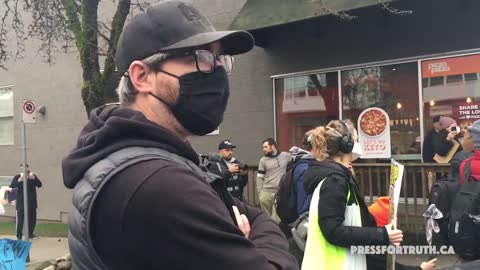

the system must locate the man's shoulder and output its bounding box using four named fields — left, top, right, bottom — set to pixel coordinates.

left=124, top=158, right=203, bottom=179
left=97, top=158, right=210, bottom=211
left=259, top=156, right=268, bottom=163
